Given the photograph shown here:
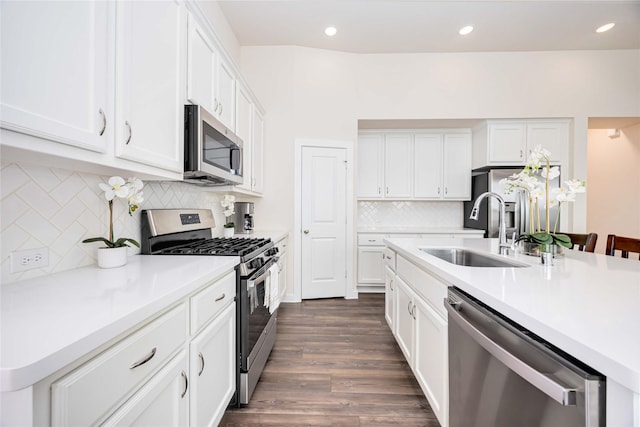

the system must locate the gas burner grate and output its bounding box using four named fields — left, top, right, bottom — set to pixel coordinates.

left=161, top=237, right=272, bottom=257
